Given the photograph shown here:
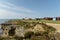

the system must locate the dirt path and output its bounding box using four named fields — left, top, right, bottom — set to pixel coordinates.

left=46, top=23, right=60, bottom=33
